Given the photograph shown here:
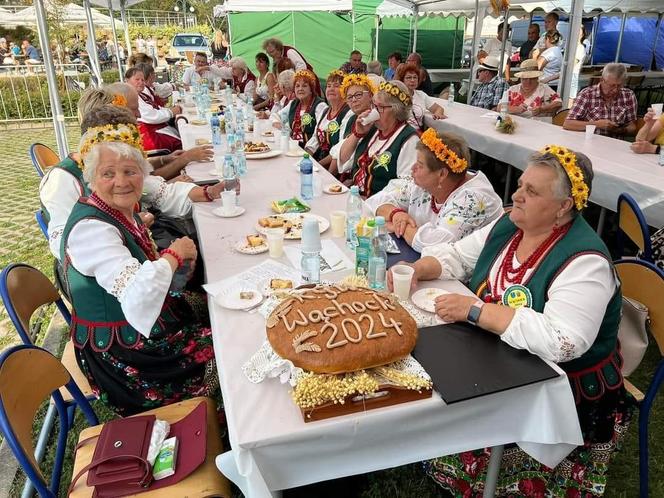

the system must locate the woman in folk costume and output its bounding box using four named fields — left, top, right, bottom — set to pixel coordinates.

left=274, top=69, right=328, bottom=149
left=305, top=70, right=352, bottom=169
left=338, top=80, right=418, bottom=197
left=126, top=64, right=182, bottom=152
left=61, top=126, right=221, bottom=416
left=230, top=56, right=256, bottom=96
left=391, top=146, right=634, bottom=497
